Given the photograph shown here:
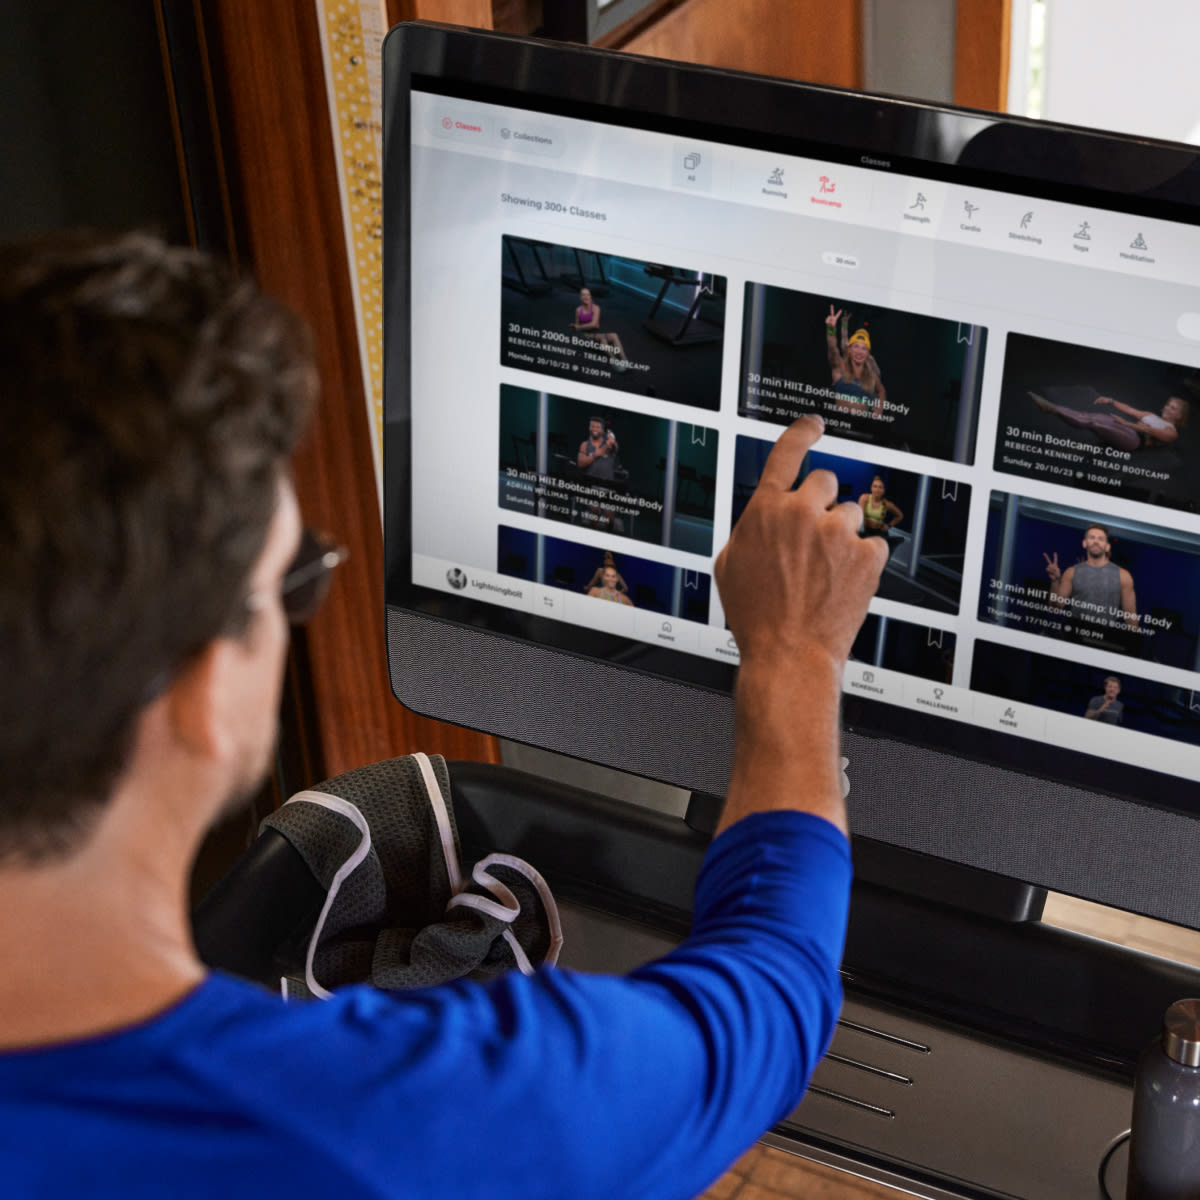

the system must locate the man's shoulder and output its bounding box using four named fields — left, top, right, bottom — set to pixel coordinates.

left=0, top=975, right=482, bottom=1198
left=0, top=972, right=469, bottom=1104
left=169, top=974, right=411, bottom=1049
